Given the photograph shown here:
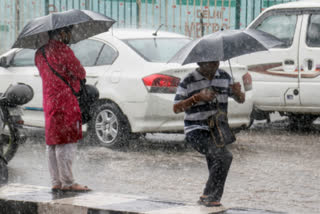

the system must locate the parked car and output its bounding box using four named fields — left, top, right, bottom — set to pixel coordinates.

left=233, top=0, right=320, bottom=129
left=0, top=28, right=253, bottom=148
